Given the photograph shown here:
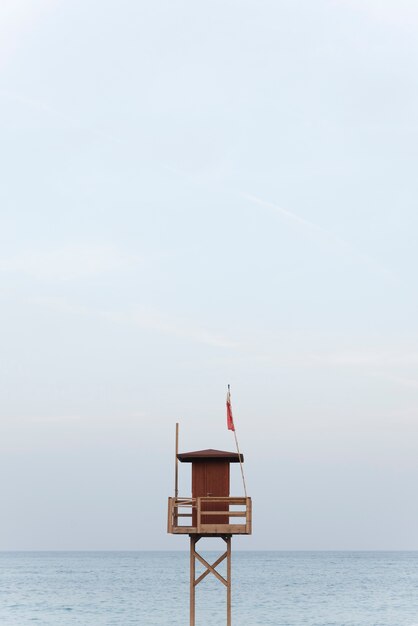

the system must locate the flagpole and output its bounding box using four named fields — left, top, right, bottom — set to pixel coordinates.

left=233, top=425, right=247, bottom=498
left=227, top=385, right=247, bottom=498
